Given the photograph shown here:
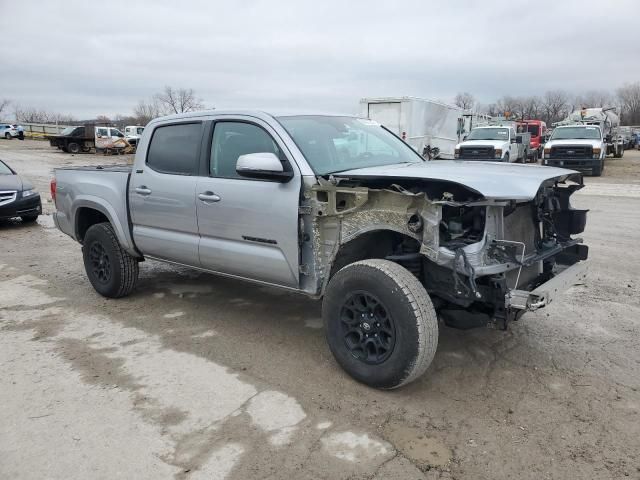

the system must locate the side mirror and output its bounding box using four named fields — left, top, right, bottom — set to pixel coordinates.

left=511, top=138, right=517, bottom=144
left=236, top=152, right=293, bottom=182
